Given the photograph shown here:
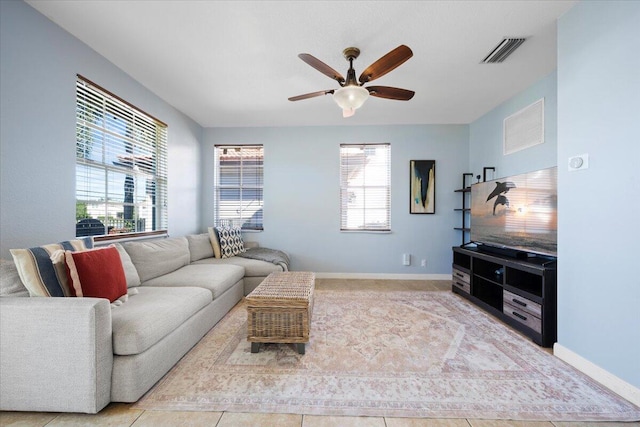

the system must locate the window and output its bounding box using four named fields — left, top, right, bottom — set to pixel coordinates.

left=214, top=145, right=264, bottom=230
left=75, top=75, right=168, bottom=239
left=340, top=143, right=391, bottom=231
